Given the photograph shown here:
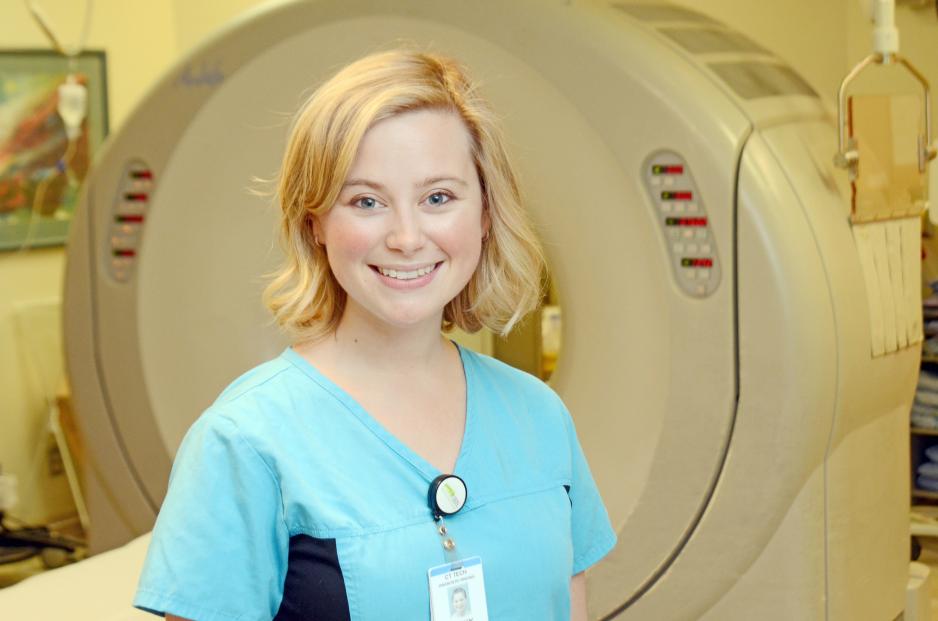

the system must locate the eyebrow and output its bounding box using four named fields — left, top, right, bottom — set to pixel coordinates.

left=342, top=176, right=468, bottom=191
